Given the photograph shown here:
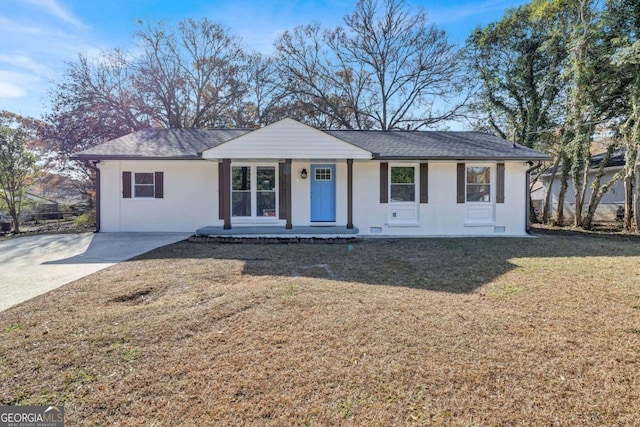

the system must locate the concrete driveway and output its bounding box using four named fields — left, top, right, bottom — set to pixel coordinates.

left=0, top=232, right=191, bottom=312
